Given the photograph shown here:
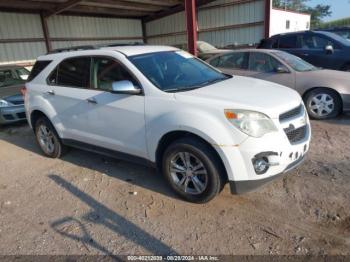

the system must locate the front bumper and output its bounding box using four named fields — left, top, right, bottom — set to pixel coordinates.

left=0, top=105, right=26, bottom=124
left=229, top=155, right=306, bottom=194
left=213, top=105, right=311, bottom=194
